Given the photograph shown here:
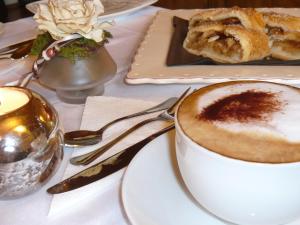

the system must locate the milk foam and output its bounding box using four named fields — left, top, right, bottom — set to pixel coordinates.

left=196, top=83, right=300, bottom=142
